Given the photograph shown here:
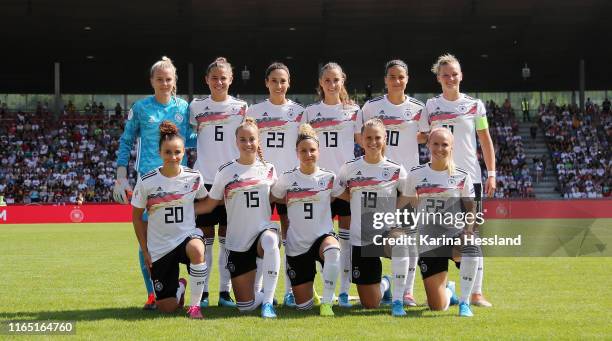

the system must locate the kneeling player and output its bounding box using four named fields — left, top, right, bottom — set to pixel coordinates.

left=338, top=118, right=411, bottom=316
left=131, top=121, right=208, bottom=319
left=403, top=127, right=480, bottom=317
left=196, top=118, right=280, bottom=319
left=271, top=124, right=344, bottom=316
